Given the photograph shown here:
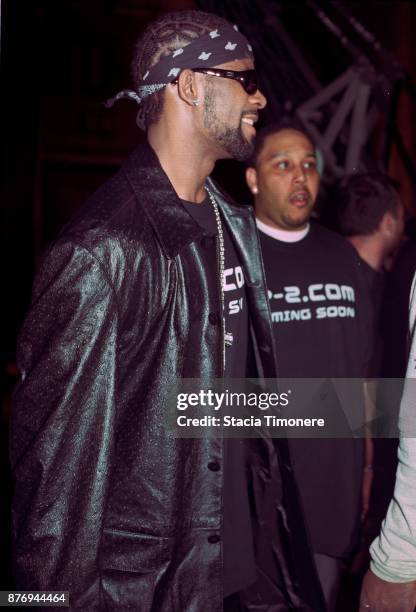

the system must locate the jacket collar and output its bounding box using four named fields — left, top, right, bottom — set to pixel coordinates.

left=206, top=180, right=262, bottom=288
left=122, top=142, right=250, bottom=259
left=122, top=142, right=204, bottom=259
